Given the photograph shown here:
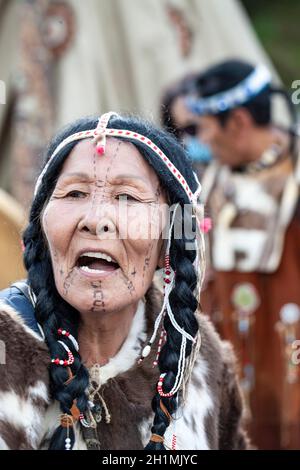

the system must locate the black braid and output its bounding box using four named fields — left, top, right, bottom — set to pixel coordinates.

left=23, top=201, right=90, bottom=450
left=144, top=207, right=199, bottom=450
left=22, top=114, right=200, bottom=450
